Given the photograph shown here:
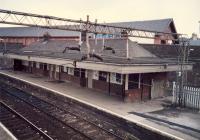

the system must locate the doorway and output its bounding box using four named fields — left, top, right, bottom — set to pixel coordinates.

left=87, top=70, right=93, bottom=89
